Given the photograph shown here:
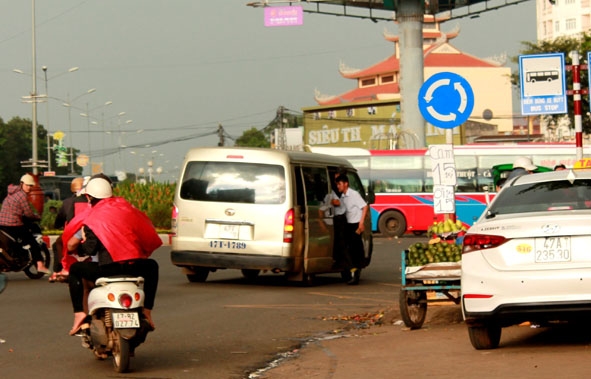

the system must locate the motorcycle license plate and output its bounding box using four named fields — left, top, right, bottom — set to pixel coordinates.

left=113, top=312, right=140, bottom=328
